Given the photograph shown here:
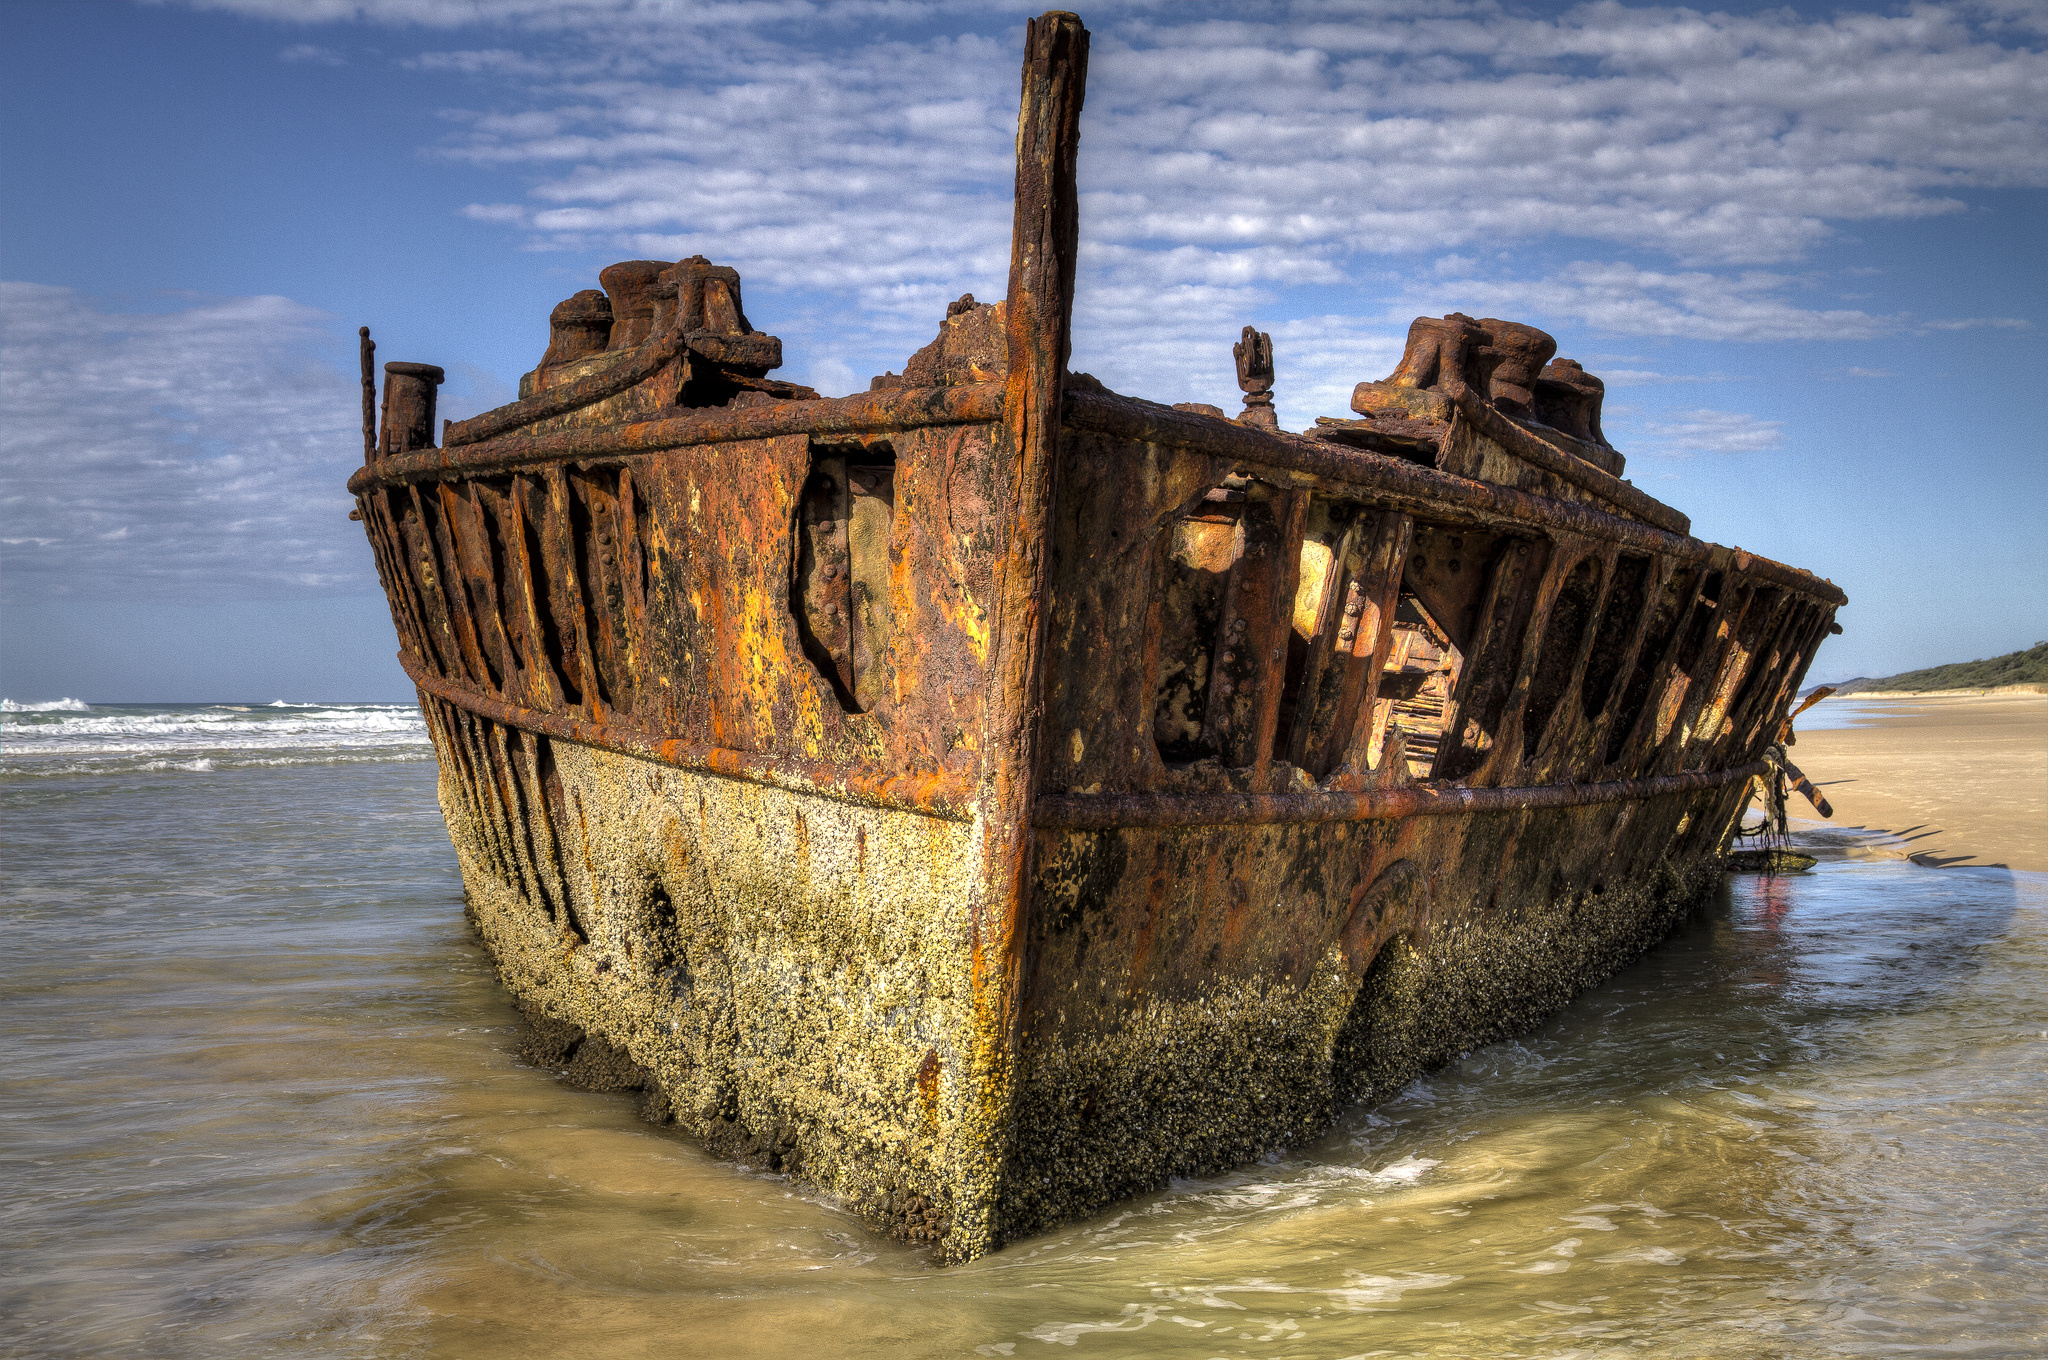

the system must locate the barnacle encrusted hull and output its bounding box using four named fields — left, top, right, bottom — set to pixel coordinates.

left=440, top=725, right=1739, bottom=1254
left=348, top=12, right=1844, bottom=1261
